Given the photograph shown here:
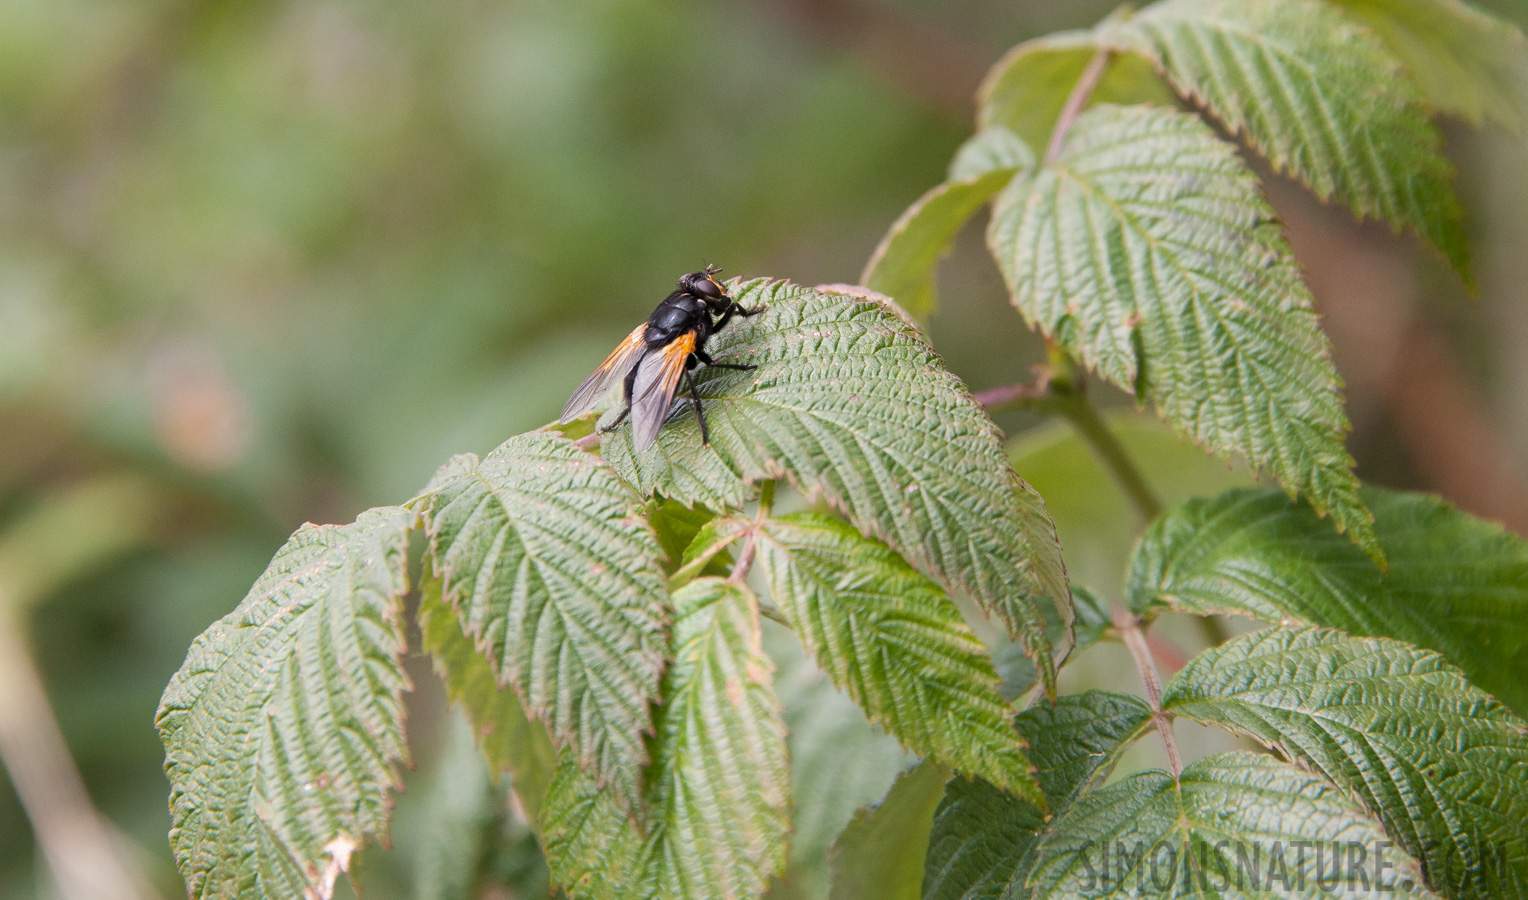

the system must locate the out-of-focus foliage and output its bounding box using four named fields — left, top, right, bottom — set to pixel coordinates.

left=0, top=1, right=970, bottom=895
